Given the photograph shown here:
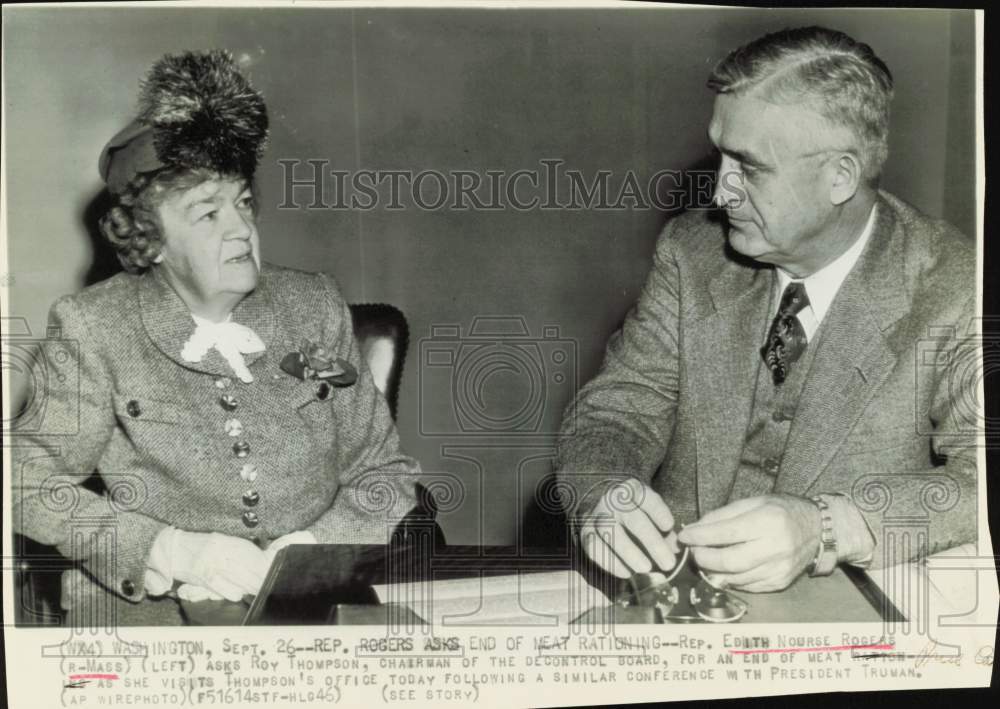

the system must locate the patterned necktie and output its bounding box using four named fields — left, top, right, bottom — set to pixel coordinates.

left=760, top=282, right=810, bottom=385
